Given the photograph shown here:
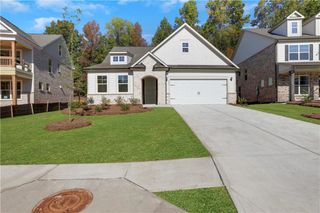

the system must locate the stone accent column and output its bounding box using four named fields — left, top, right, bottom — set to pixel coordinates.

left=289, top=70, right=295, bottom=101
left=11, top=75, right=17, bottom=105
